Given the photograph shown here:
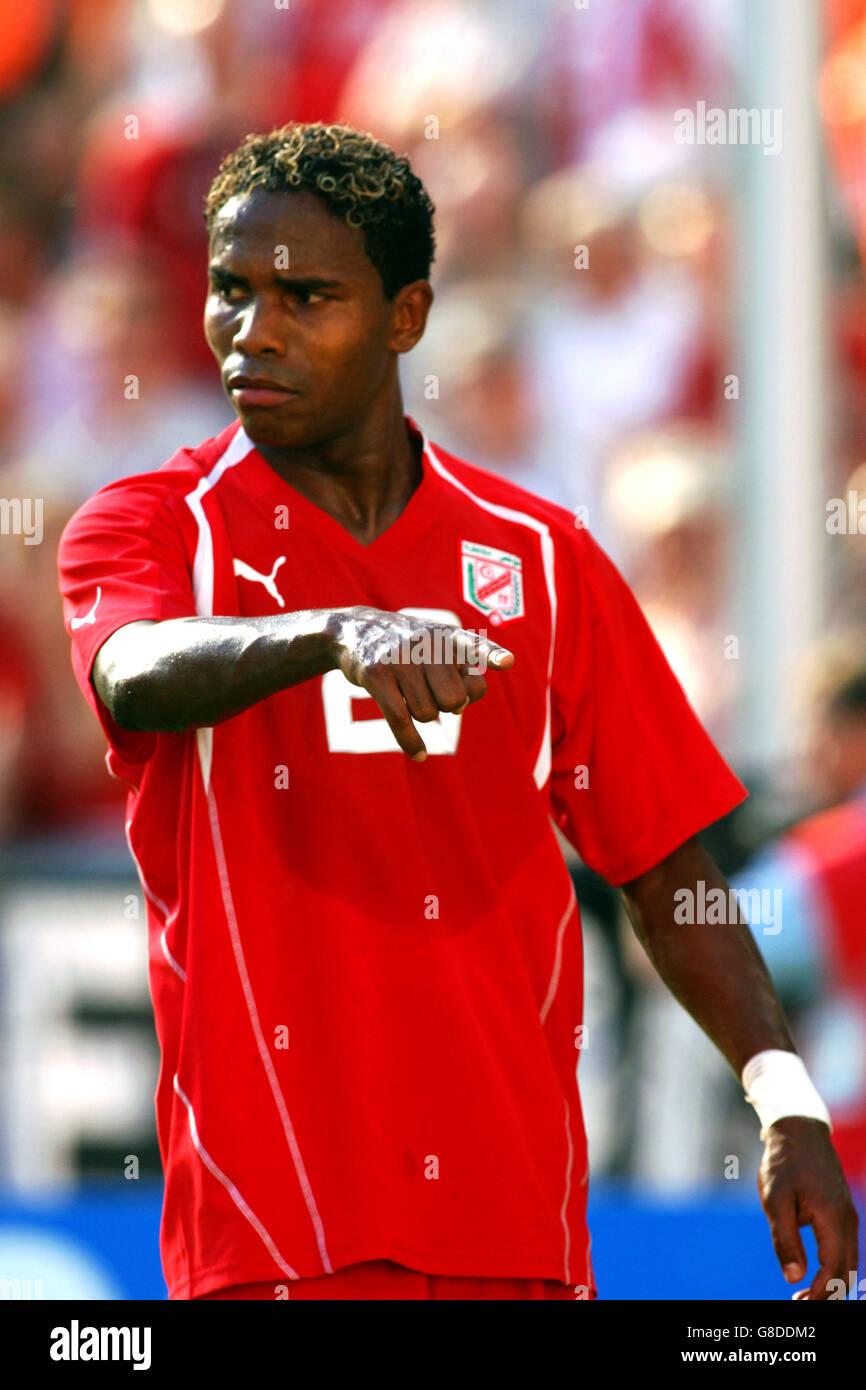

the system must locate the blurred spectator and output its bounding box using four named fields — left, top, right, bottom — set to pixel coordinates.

left=542, top=0, right=735, bottom=165
left=0, top=474, right=126, bottom=843
left=730, top=635, right=866, bottom=1189
left=340, top=0, right=543, bottom=143
left=519, top=140, right=713, bottom=548
left=404, top=279, right=573, bottom=505
left=602, top=425, right=738, bottom=747
left=831, top=457, right=866, bottom=627
left=74, top=107, right=244, bottom=373
left=21, top=237, right=228, bottom=496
